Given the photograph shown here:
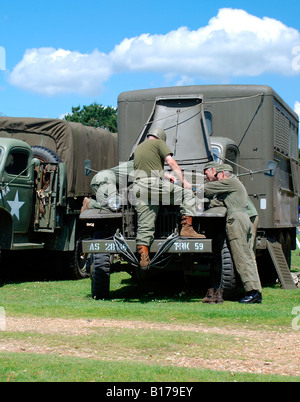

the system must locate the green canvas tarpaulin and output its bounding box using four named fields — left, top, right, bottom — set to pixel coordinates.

left=0, top=117, right=118, bottom=197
